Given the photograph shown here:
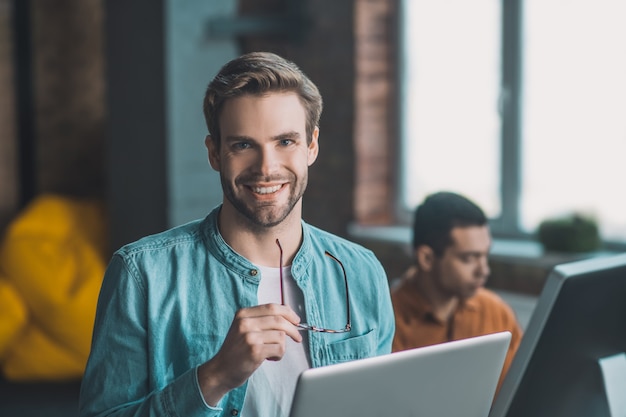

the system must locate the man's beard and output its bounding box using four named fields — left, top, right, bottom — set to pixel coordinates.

left=220, top=172, right=308, bottom=228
